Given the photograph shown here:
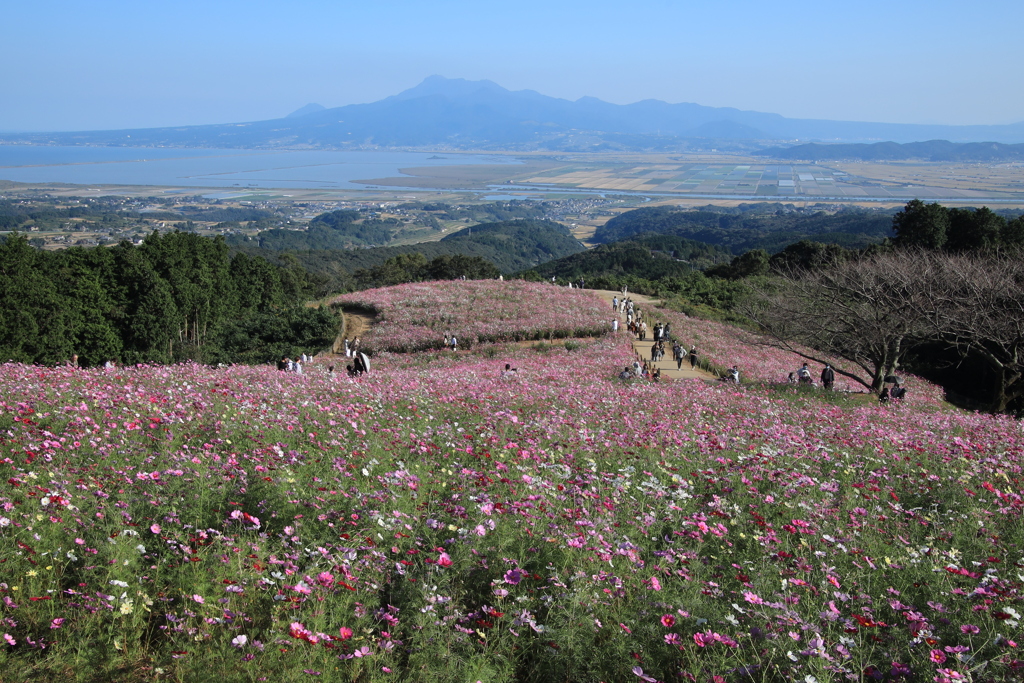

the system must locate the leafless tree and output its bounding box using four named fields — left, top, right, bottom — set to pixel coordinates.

left=745, top=248, right=1024, bottom=411
left=915, top=251, right=1024, bottom=413
left=742, top=250, right=936, bottom=392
